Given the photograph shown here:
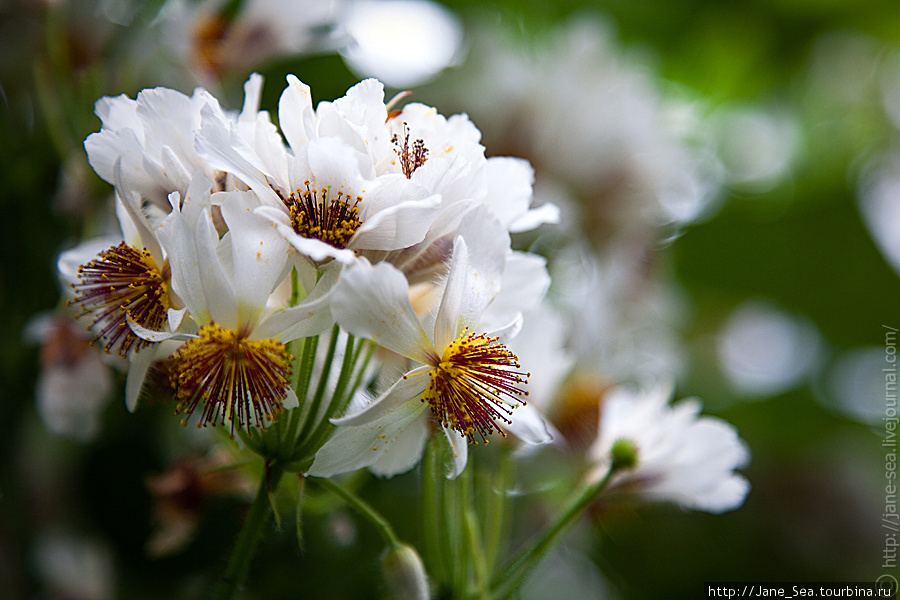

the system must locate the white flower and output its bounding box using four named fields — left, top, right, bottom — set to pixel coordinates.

left=161, top=0, right=344, bottom=83
left=195, top=77, right=442, bottom=265
left=435, top=17, right=719, bottom=237
left=133, top=179, right=336, bottom=435
left=588, top=383, right=750, bottom=513
left=24, top=314, right=114, bottom=443
left=310, top=227, right=552, bottom=479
